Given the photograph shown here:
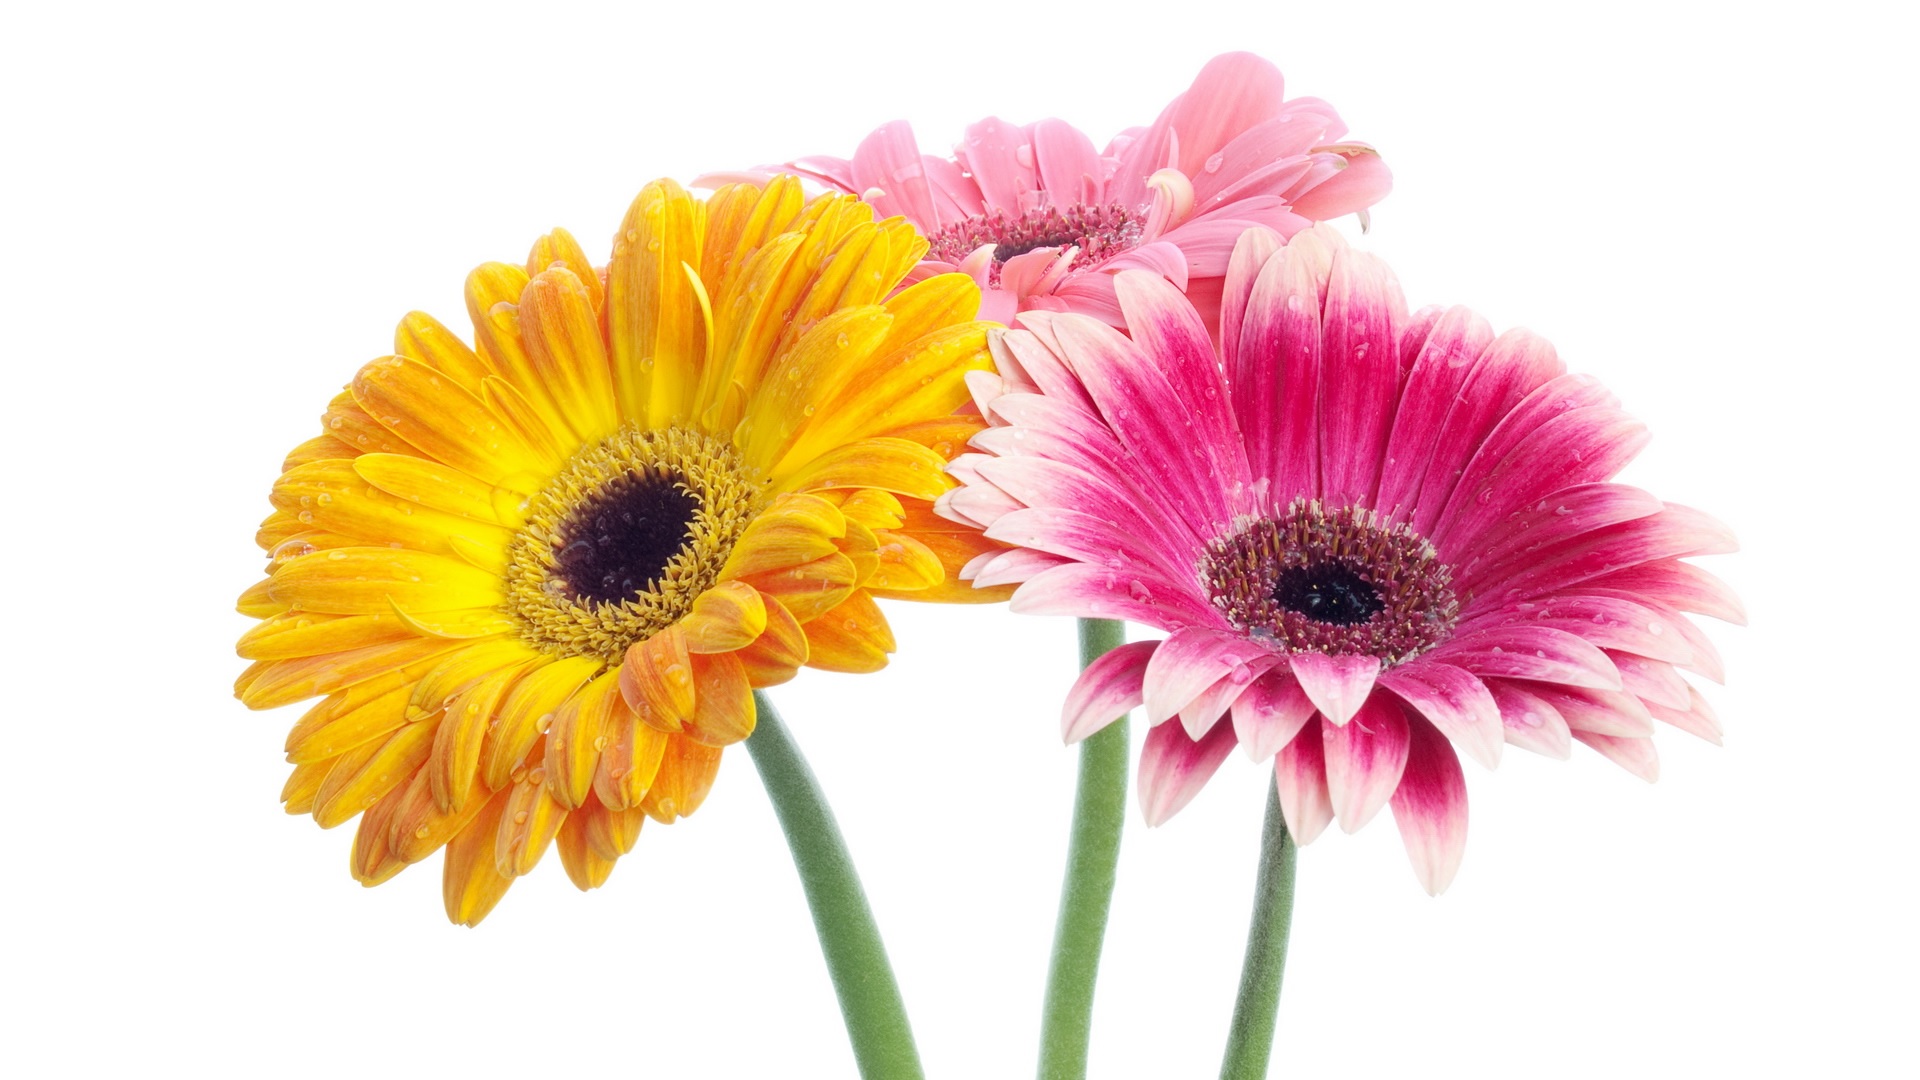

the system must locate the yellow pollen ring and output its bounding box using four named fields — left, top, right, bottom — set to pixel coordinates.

left=501, top=425, right=764, bottom=664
